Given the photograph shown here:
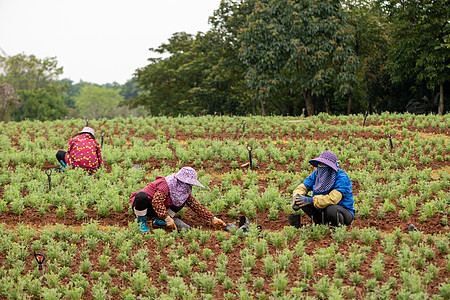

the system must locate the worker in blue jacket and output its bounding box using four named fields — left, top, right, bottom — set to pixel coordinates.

left=290, top=150, right=355, bottom=227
